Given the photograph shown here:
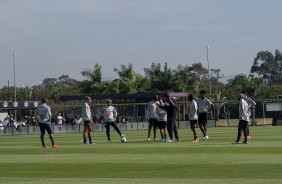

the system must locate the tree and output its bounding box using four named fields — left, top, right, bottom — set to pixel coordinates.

left=187, top=63, right=209, bottom=94
left=250, top=50, right=282, bottom=85
left=113, top=63, right=138, bottom=93
left=171, top=65, right=195, bottom=93
left=81, top=63, right=103, bottom=94
left=144, top=62, right=173, bottom=92
left=42, top=78, right=57, bottom=88
left=49, top=85, right=62, bottom=103
left=210, top=68, right=223, bottom=82
left=225, top=74, right=264, bottom=99
left=57, top=75, right=78, bottom=86
left=211, top=92, right=226, bottom=121
left=227, top=74, right=250, bottom=88
left=113, top=63, right=134, bottom=81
